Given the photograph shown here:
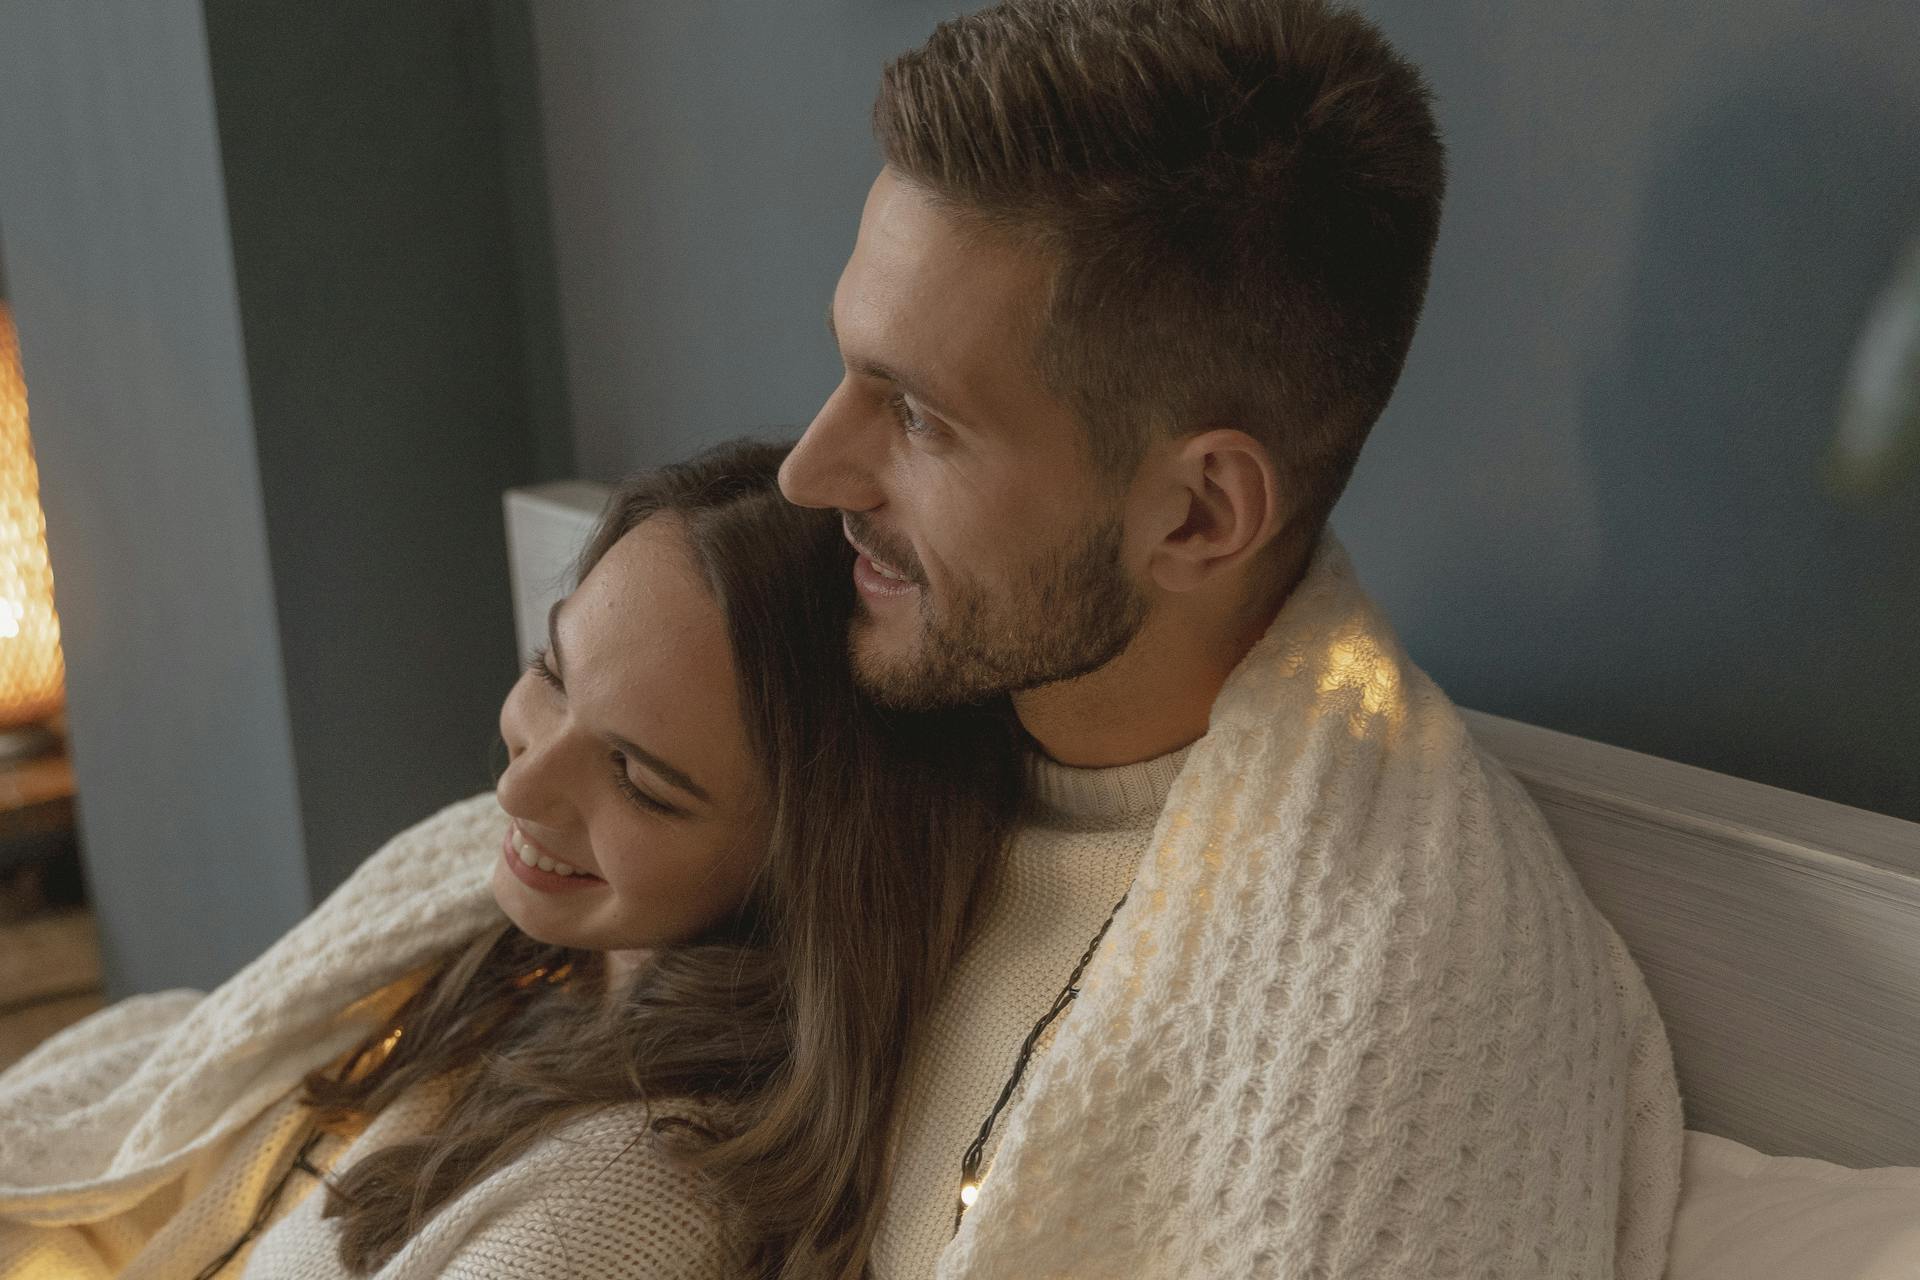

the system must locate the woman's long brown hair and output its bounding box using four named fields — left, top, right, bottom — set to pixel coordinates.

left=297, top=439, right=1021, bottom=1277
